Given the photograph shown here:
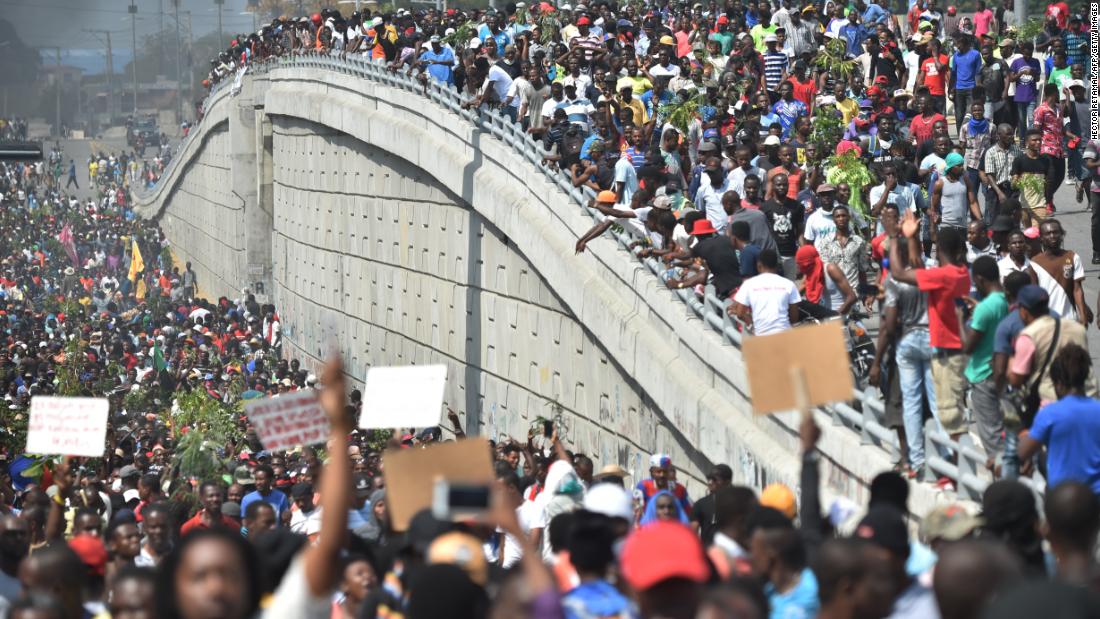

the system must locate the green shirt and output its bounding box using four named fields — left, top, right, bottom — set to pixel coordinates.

left=710, top=31, right=734, bottom=56
left=751, top=24, right=777, bottom=53
left=965, top=290, right=1009, bottom=383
